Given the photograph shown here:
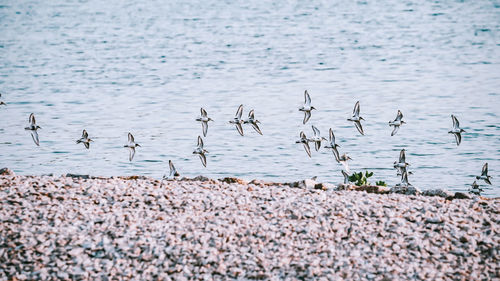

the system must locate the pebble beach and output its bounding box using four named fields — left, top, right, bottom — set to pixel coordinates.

left=0, top=169, right=498, bottom=280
